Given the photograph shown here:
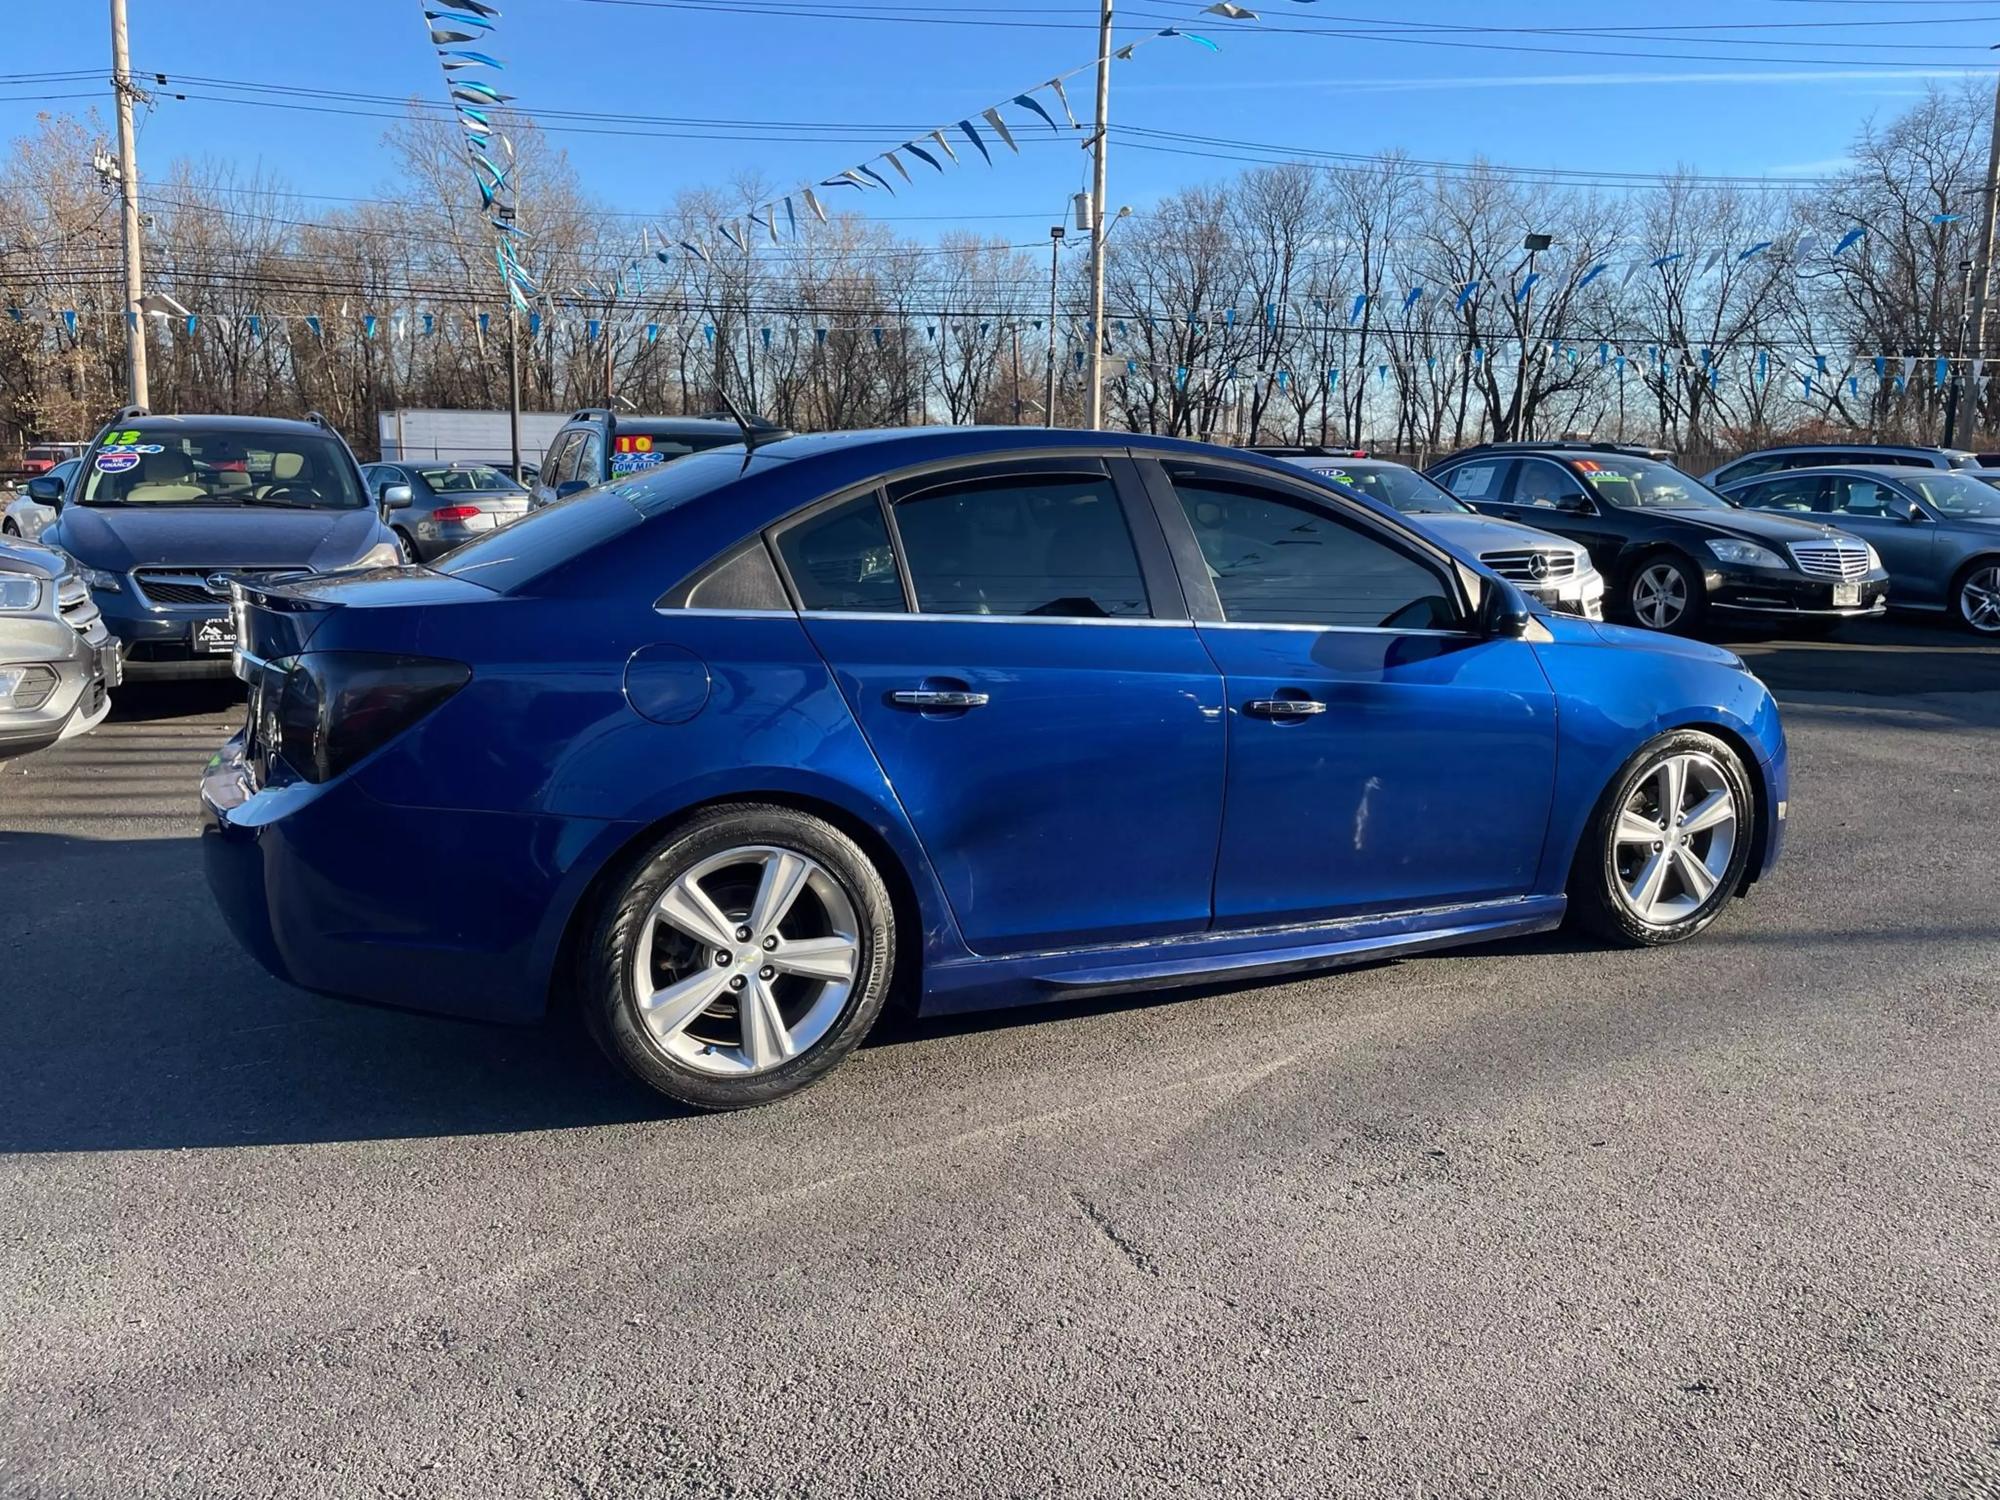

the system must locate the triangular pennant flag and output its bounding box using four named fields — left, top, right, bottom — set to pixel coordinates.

left=783, top=197, right=798, bottom=236
left=1013, top=93, right=1060, bottom=132
left=305, top=315, right=322, bottom=338
left=883, top=153, right=911, bottom=185
left=930, top=129, right=959, bottom=164
left=1402, top=287, right=1422, bottom=311
left=644, top=323, right=658, bottom=344
left=59, top=309, right=76, bottom=334
left=1834, top=226, right=1866, bottom=255
left=903, top=140, right=944, bottom=173
left=981, top=108, right=1019, bottom=154
left=363, top=314, right=377, bottom=339
left=957, top=119, right=992, bottom=165
left=1350, top=293, right=1369, bottom=320
left=1455, top=281, right=1479, bottom=310
left=857, top=164, right=896, bottom=194
left=1049, top=77, right=1079, bottom=127
left=679, top=239, right=710, bottom=262
left=1578, top=262, right=1609, bottom=288
left=803, top=188, right=829, bottom=223
left=528, top=312, right=540, bottom=335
